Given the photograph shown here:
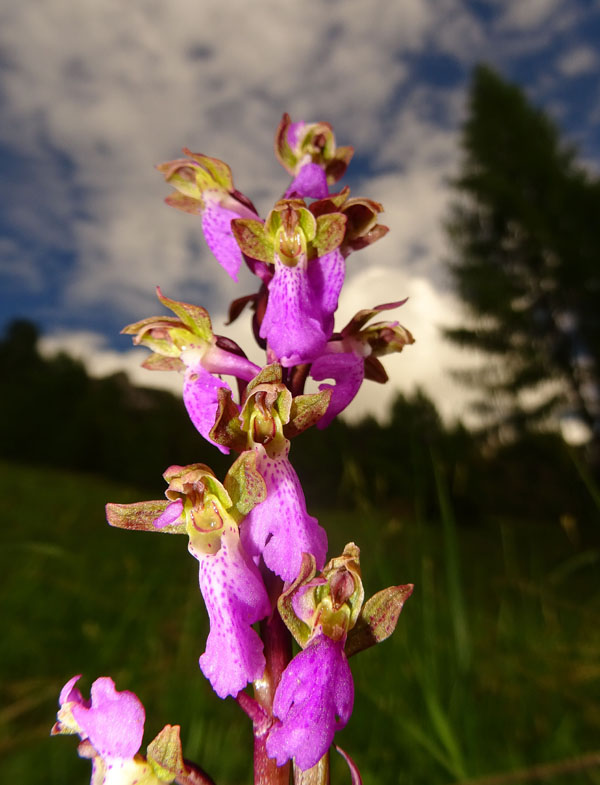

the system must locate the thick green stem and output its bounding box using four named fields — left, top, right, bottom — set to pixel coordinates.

left=293, top=753, right=330, bottom=785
